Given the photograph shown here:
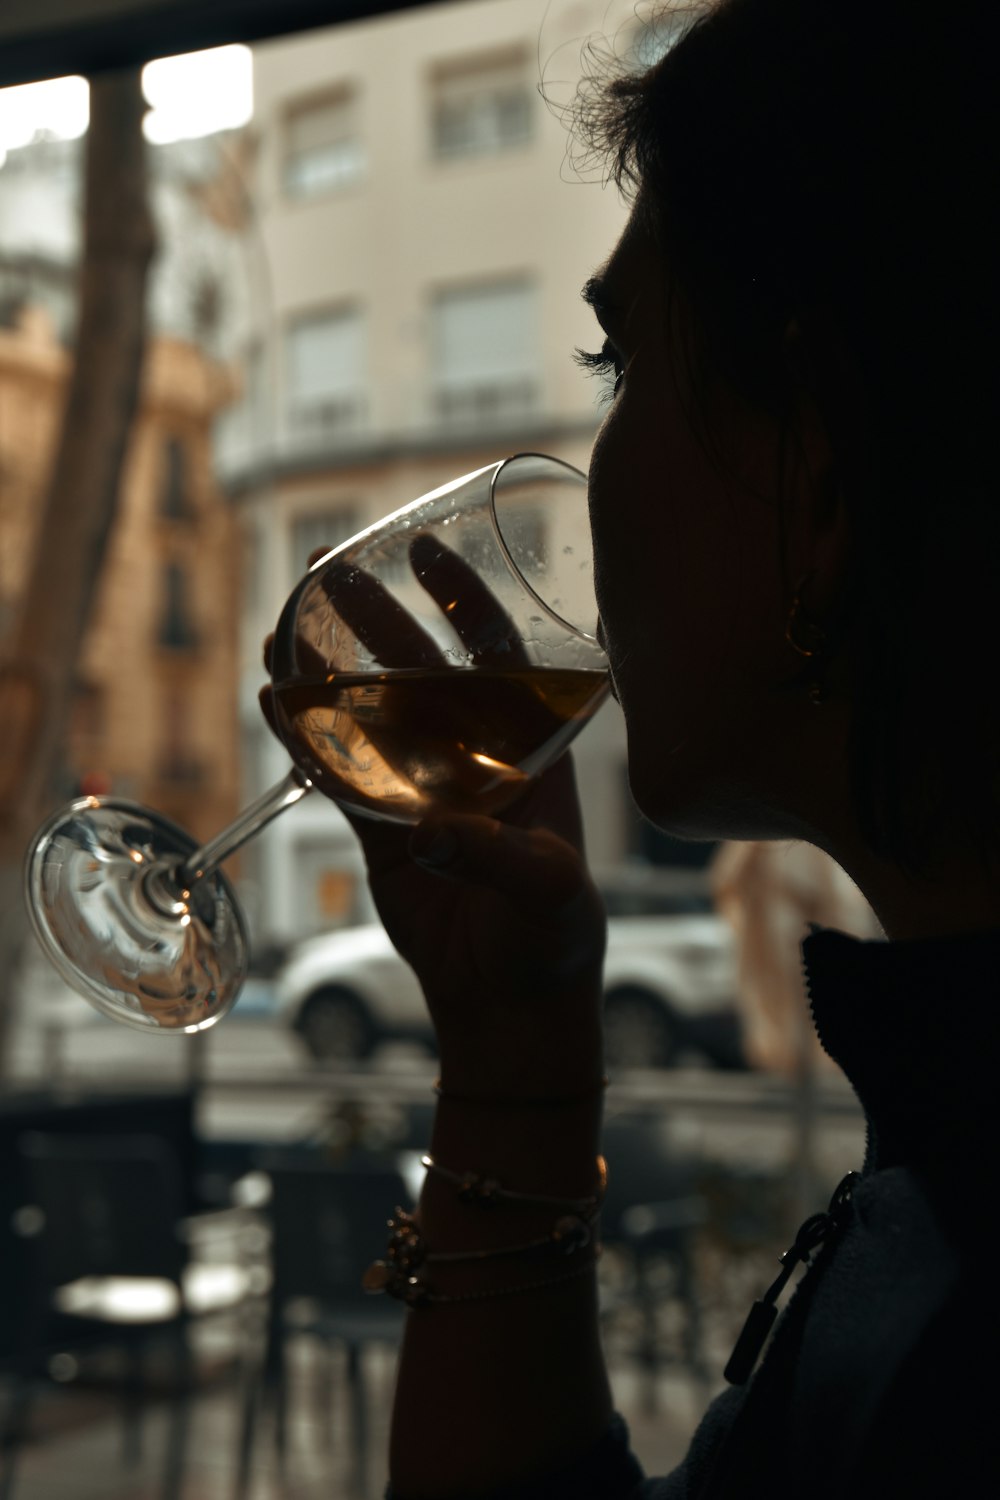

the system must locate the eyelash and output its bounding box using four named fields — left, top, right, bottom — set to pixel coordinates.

left=573, top=340, right=625, bottom=405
